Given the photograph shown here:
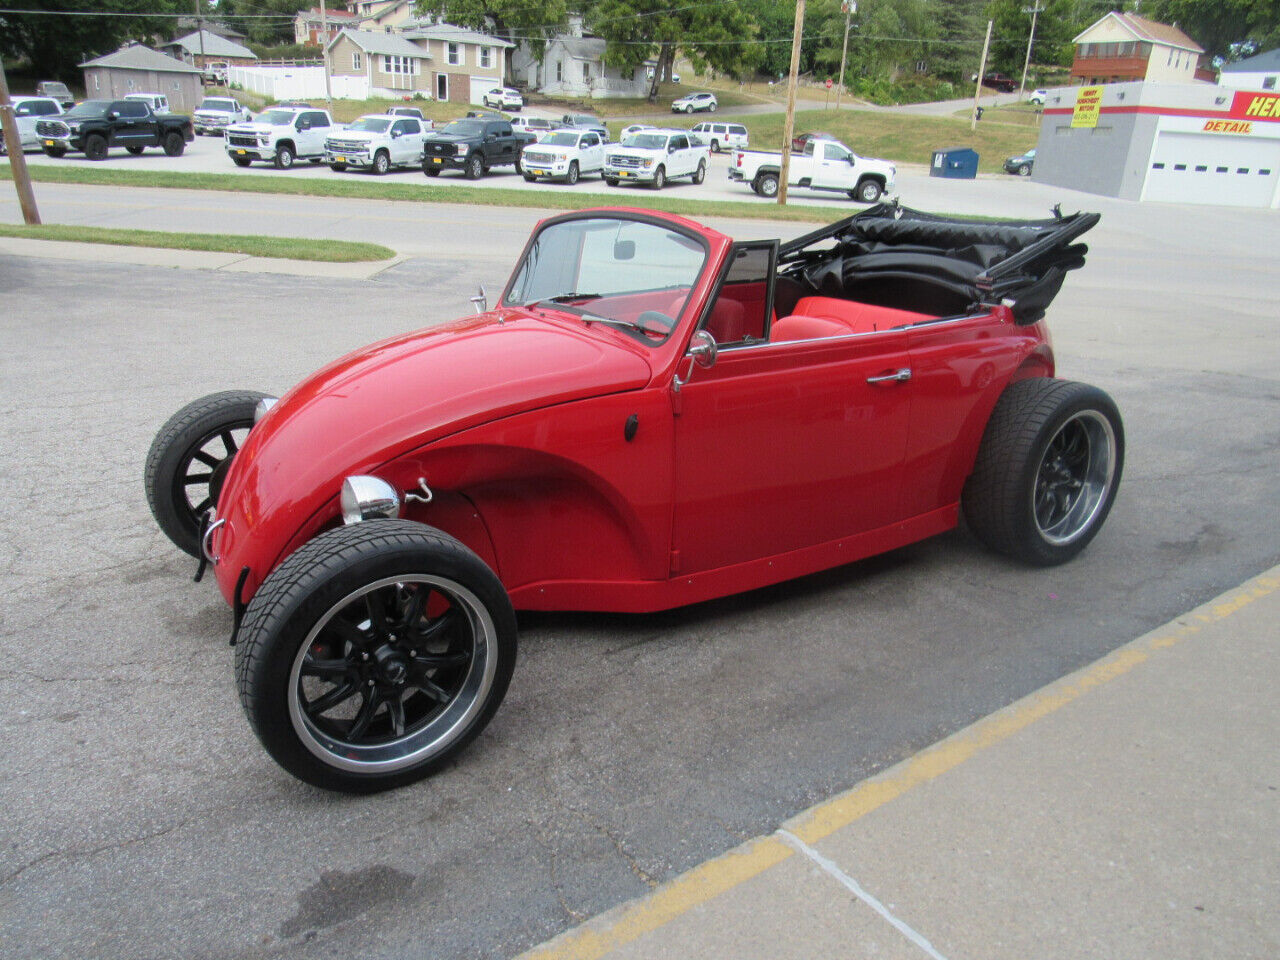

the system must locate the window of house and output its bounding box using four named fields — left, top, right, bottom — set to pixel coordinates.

left=479, top=46, right=492, bottom=69
left=582, top=62, right=591, bottom=82
left=556, top=61, right=563, bottom=83
left=1167, top=48, right=1174, bottom=65
left=353, top=52, right=362, bottom=70
left=448, top=42, right=461, bottom=66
